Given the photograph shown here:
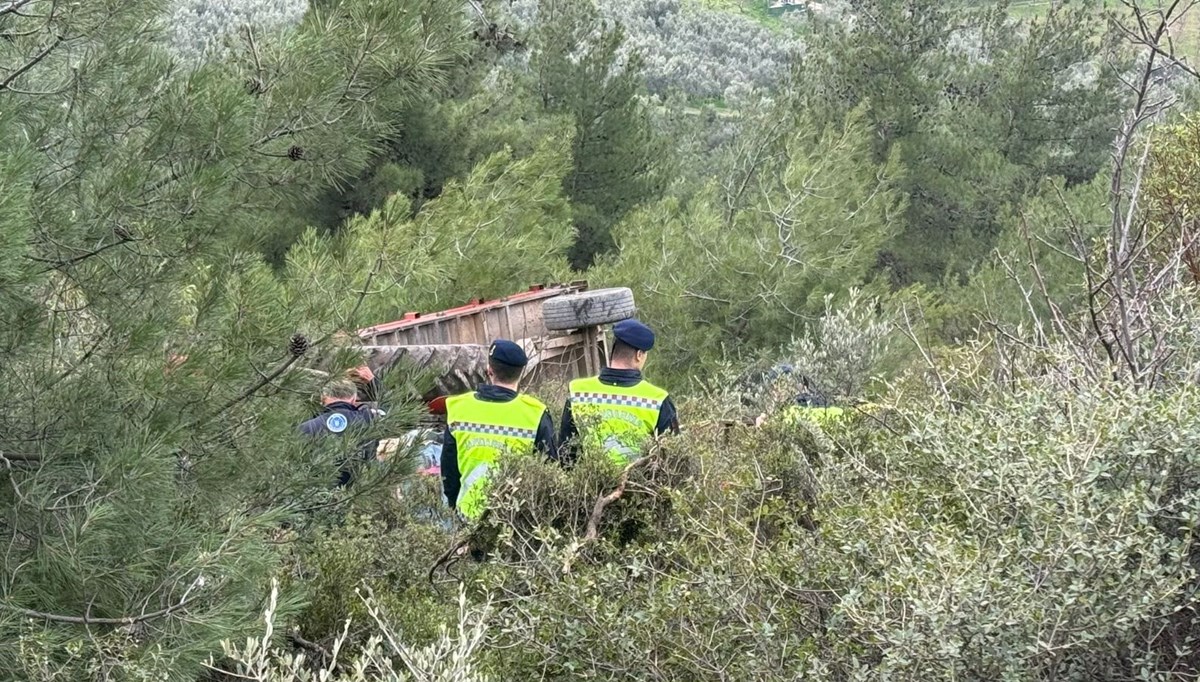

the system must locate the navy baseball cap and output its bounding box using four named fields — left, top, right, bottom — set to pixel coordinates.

left=613, top=319, right=655, bottom=351
left=489, top=339, right=528, bottom=367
